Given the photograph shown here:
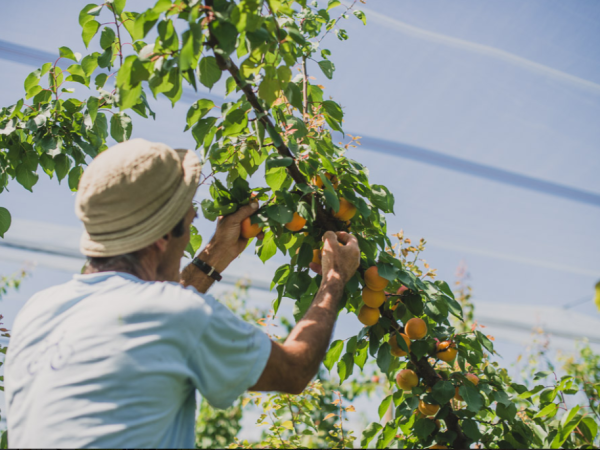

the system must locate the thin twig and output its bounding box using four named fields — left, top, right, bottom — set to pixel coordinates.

left=110, top=4, right=124, bottom=67
left=302, top=57, right=308, bottom=120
